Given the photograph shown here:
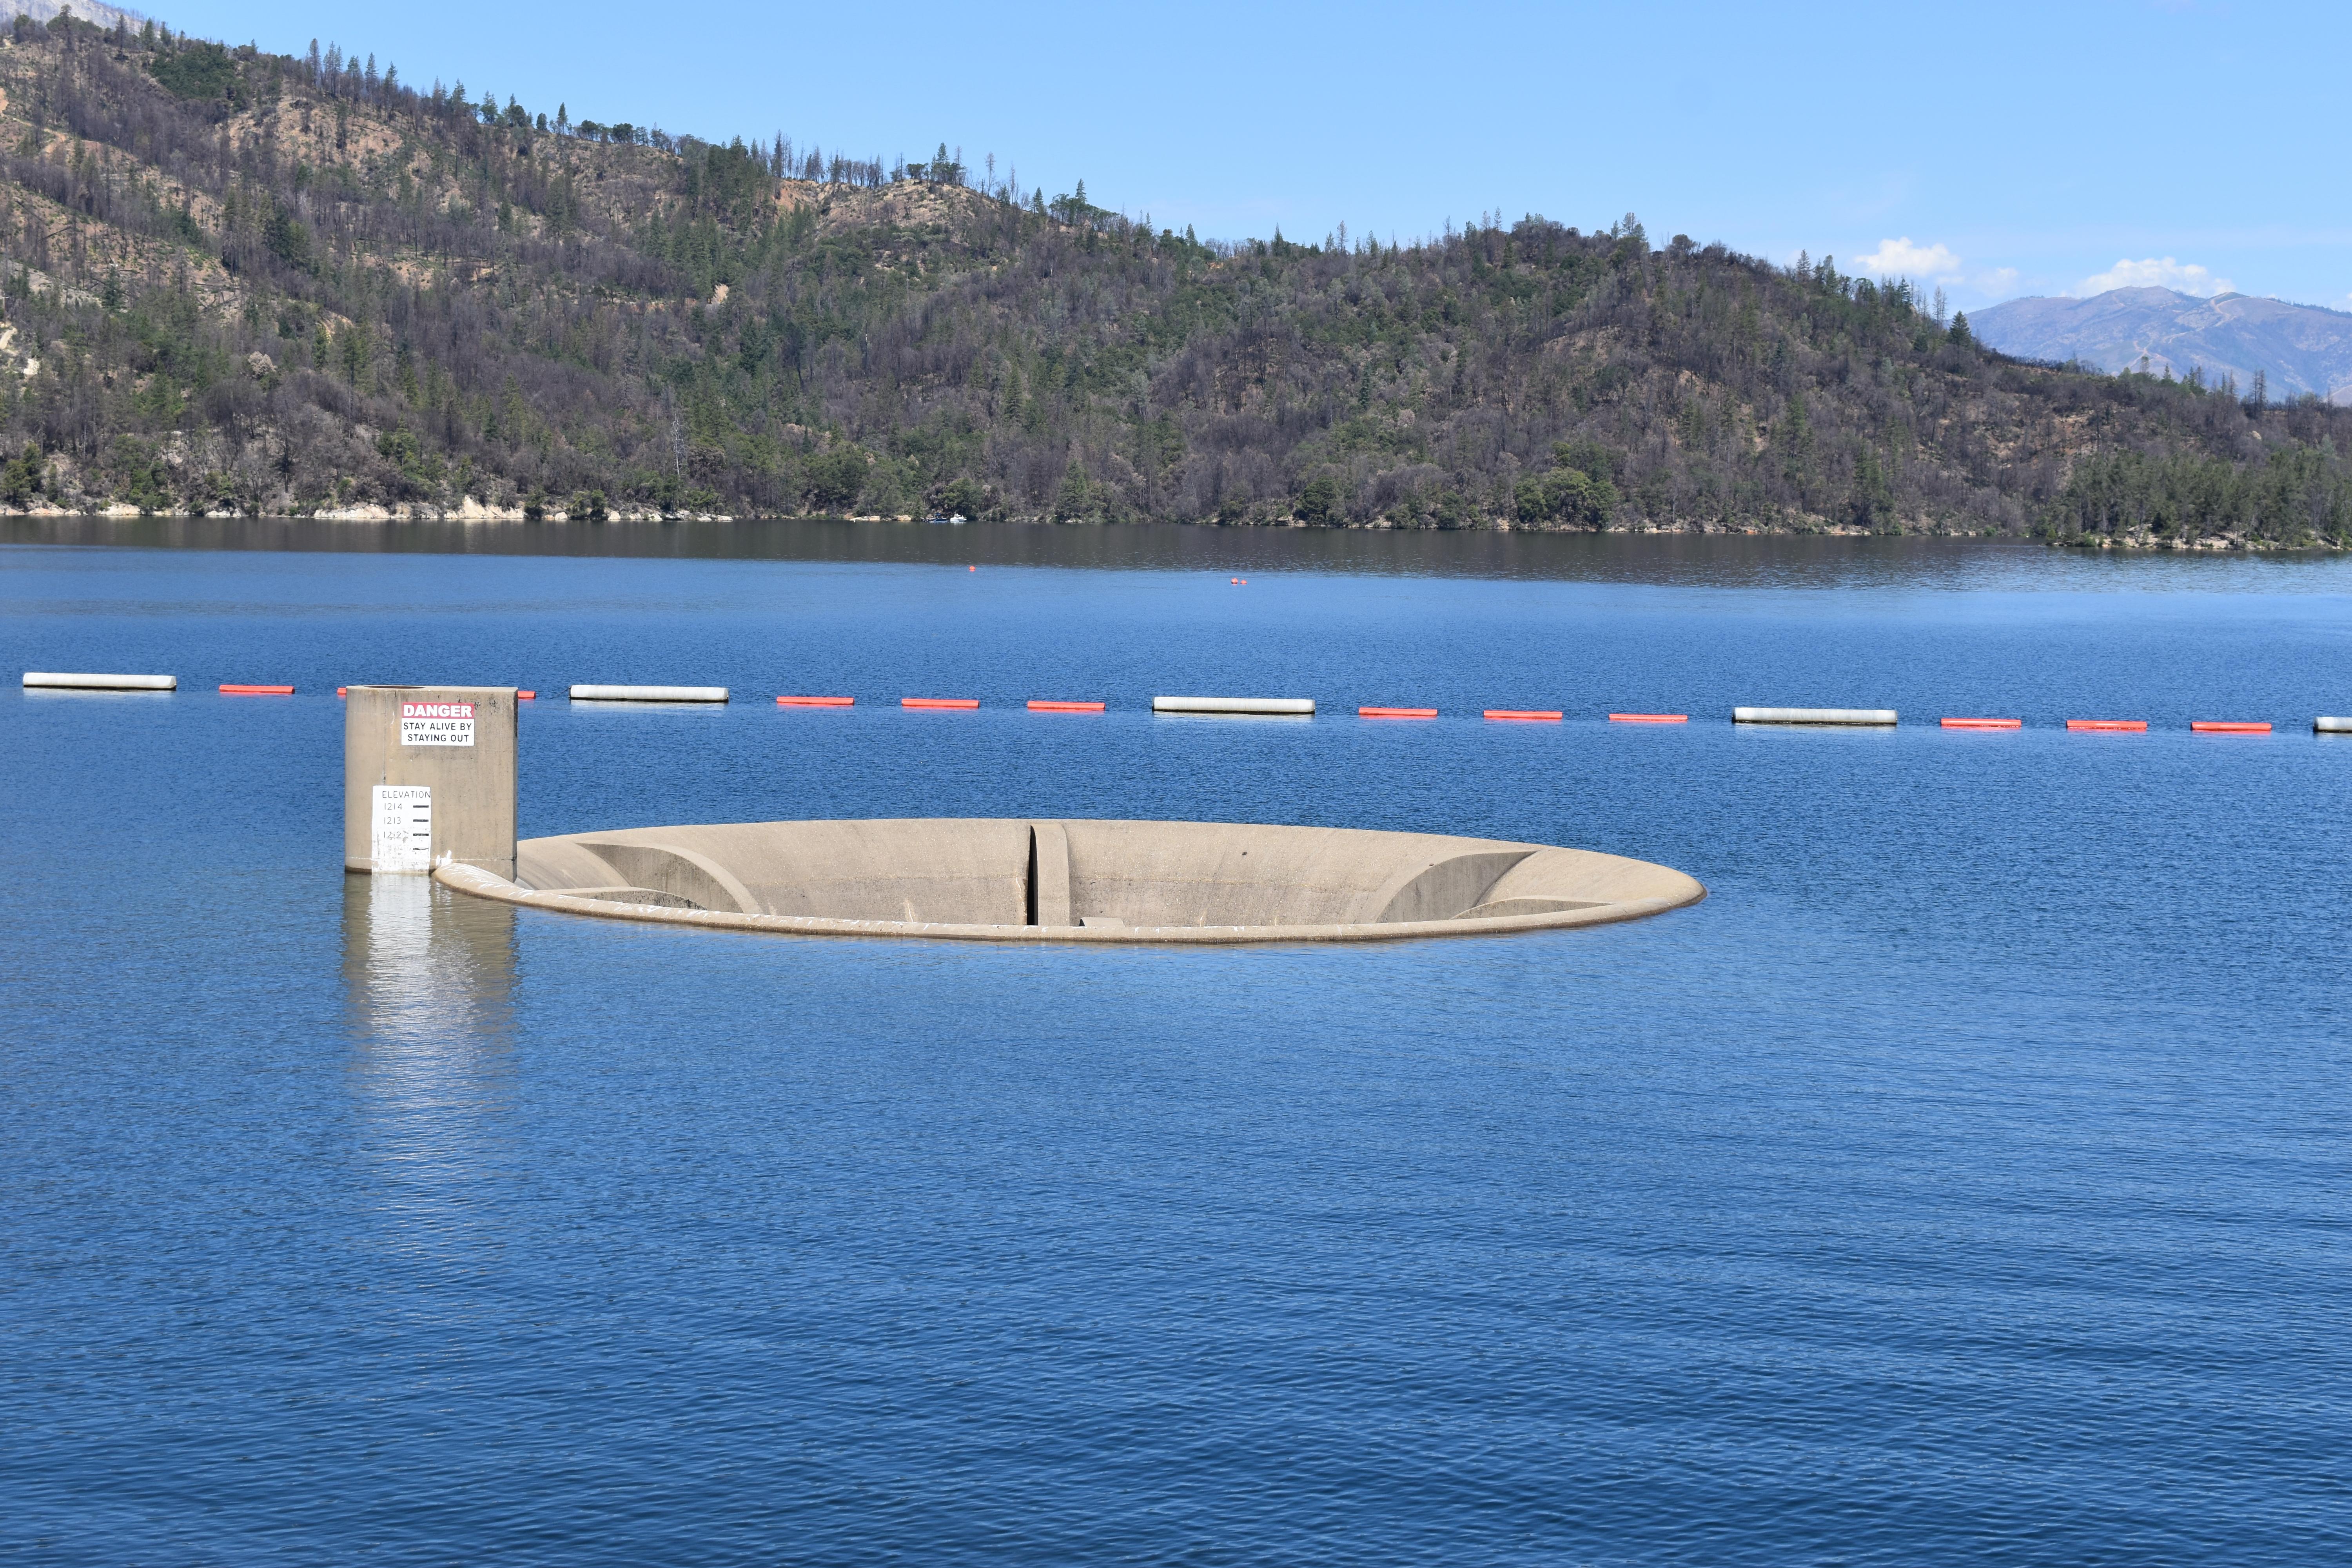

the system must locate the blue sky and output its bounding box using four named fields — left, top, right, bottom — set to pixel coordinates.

left=158, top=0, right=2349, bottom=312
